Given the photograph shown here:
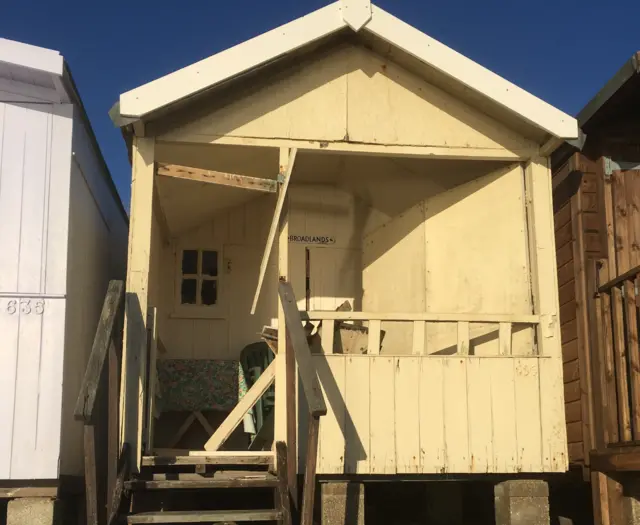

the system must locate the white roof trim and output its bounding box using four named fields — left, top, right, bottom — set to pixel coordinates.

left=119, top=2, right=347, bottom=119
left=340, top=0, right=372, bottom=31
left=118, top=2, right=578, bottom=140
left=366, top=6, right=577, bottom=139
left=0, top=38, right=64, bottom=76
